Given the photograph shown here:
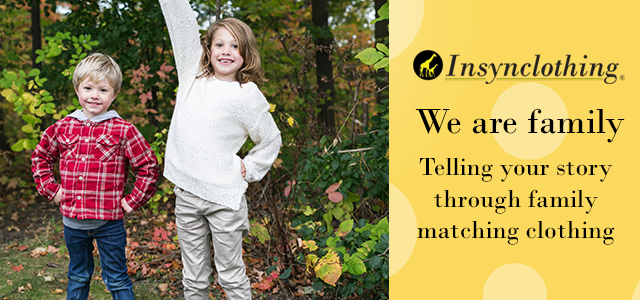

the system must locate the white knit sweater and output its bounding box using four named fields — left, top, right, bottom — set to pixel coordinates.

left=160, top=0, right=282, bottom=210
